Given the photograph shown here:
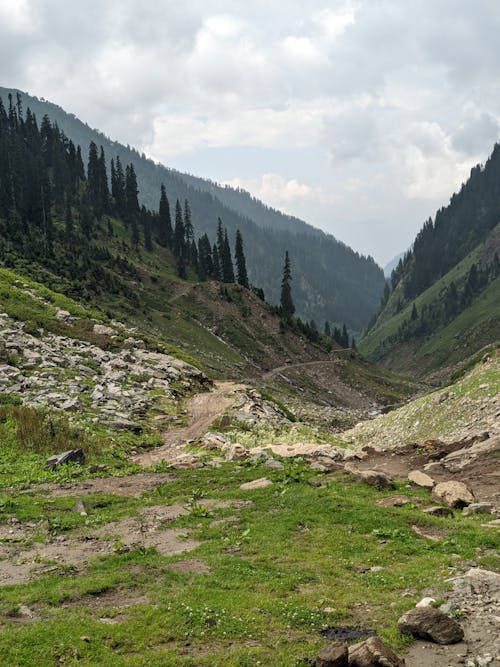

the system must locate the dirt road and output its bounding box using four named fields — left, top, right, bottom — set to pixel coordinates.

left=132, top=381, right=245, bottom=467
